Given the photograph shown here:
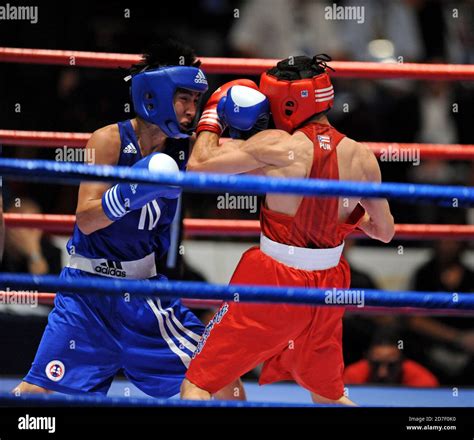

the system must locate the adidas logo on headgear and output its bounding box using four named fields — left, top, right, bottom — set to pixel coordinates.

left=194, top=70, right=208, bottom=85
left=123, top=143, right=137, bottom=154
